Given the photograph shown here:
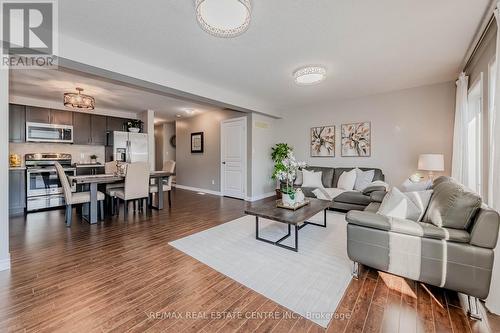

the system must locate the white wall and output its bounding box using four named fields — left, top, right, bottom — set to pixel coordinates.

left=275, top=82, right=456, bottom=185
left=139, top=110, right=155, bottom=170
left=1, top=68, right=10, bottom=271
left=250, top=113, right=276, bottom=199
left=162, top=122, right=176, bottom=163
